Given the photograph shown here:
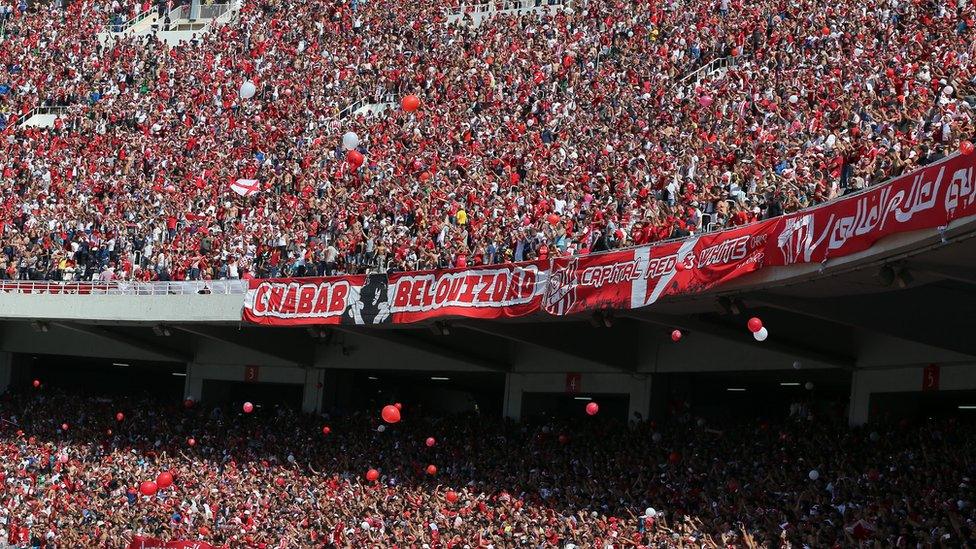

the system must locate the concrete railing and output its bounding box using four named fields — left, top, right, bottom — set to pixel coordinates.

left=0, top=280, right=247, bottom=296
left=339, top=93, right=396, bottom=119
left=672, top=54, right=738, bottom=91
left=444, top=0, right=578, bottom=25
